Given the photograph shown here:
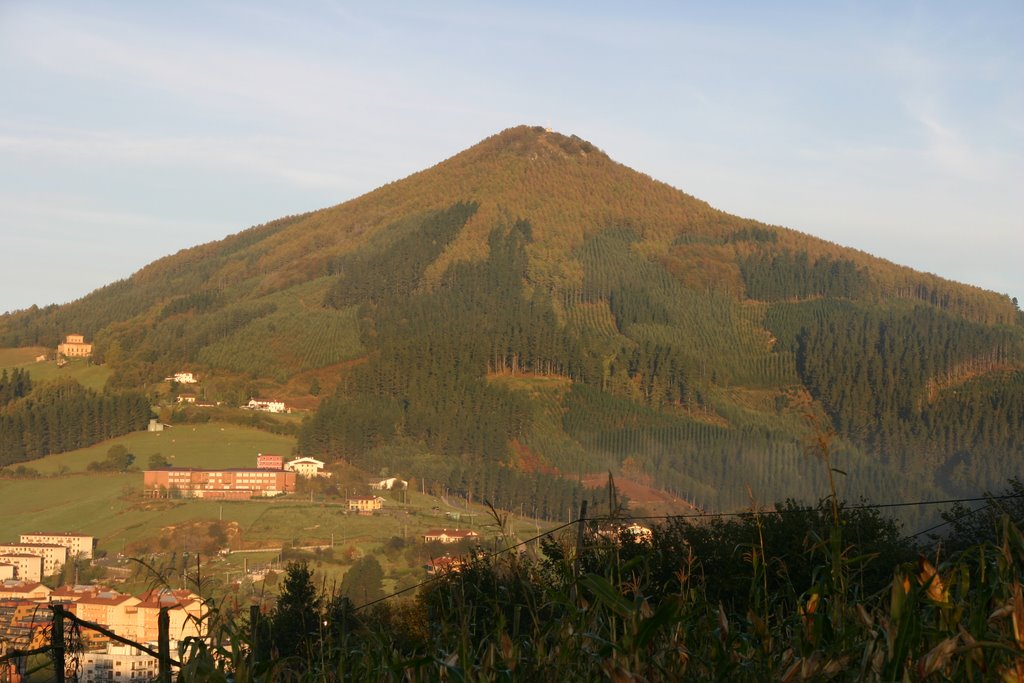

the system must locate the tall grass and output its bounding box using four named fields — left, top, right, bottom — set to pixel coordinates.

left=165, top=495, right=1024, bottom=682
